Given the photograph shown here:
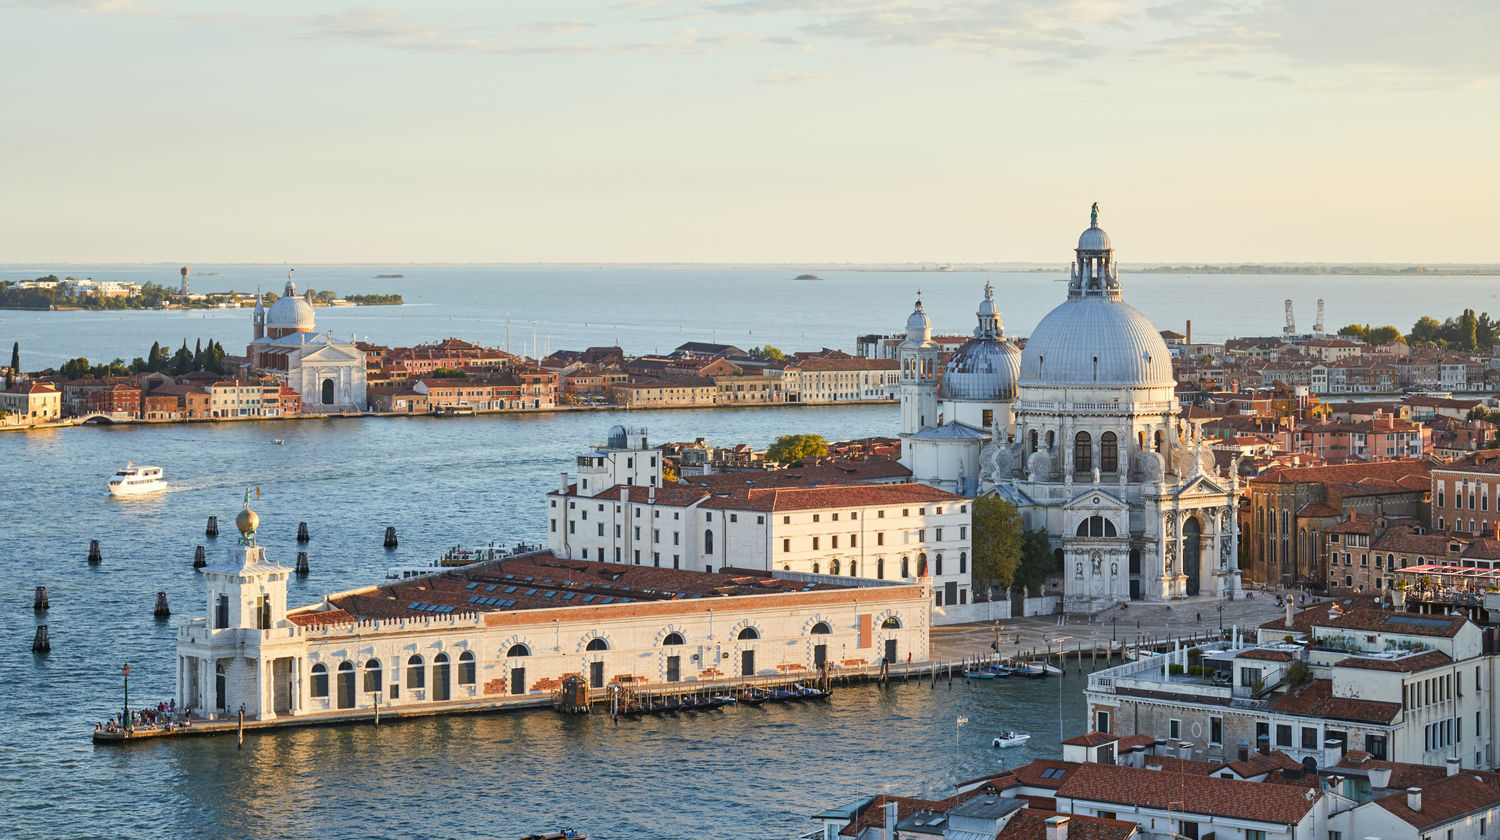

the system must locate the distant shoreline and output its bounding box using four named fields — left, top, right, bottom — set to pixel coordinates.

left=1137, top=265, right=1500, bottom=276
